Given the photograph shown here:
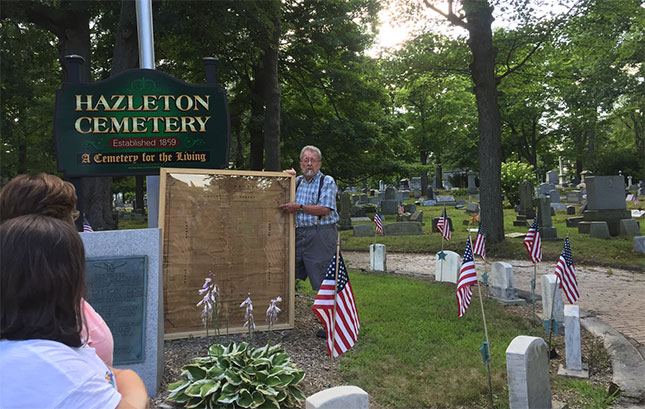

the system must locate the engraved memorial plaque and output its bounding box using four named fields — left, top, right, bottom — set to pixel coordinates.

left=85, top=256, right=147, bottom=364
